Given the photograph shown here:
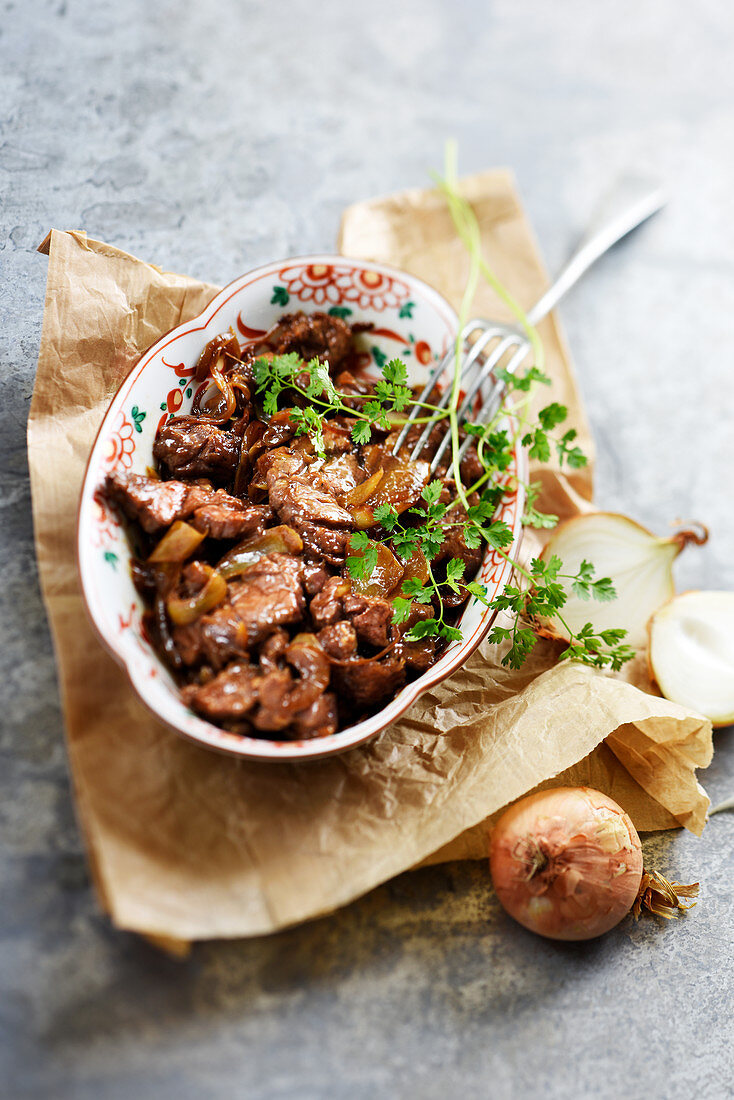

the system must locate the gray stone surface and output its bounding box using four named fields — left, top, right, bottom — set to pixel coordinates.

left=2, top=0, right=733, bottom=1096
